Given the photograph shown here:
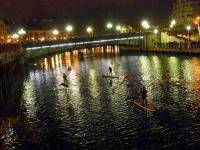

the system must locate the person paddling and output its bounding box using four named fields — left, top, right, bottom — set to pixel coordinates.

left=63, top=73, right=67, bottom=84
left=165, top=70, right=171, bottom=84
left=140, top=85, right=147, bottom=106
left=108, top=66, right=112, bottom=76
